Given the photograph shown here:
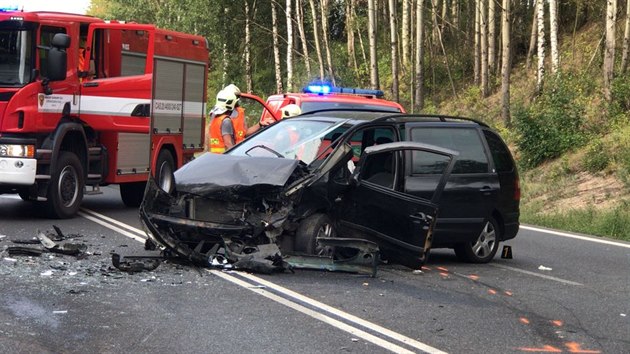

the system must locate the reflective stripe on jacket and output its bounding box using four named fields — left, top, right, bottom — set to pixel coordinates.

left=232, top=107, right=246, bottom=144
